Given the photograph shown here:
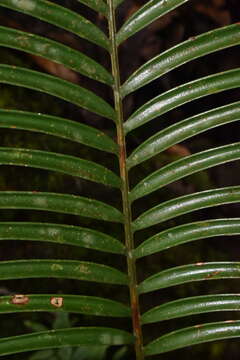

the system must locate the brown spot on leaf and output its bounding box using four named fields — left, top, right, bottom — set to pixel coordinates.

left=50, top=296, right=64, bottom=308
left=11, top=294, right=29, bottom=305
left=205, top=271, right=221, bottom=279
left=196, top=262, right=204, bottom=266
